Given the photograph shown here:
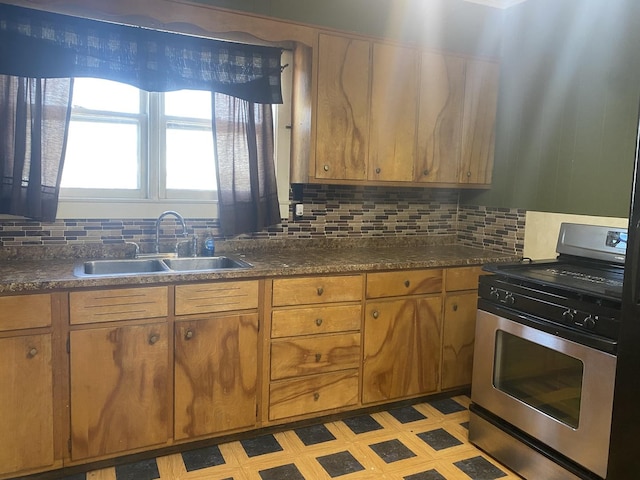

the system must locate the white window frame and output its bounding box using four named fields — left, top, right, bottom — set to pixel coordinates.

left=57, top=50, right=292, bottom=220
